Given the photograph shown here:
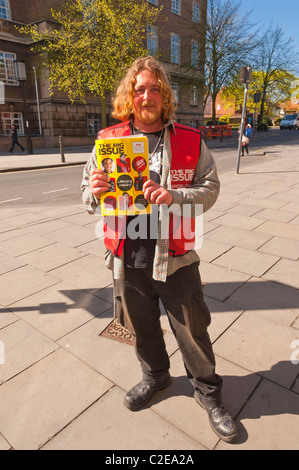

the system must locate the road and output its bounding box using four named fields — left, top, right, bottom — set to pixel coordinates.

left=0, top=128, right=298, bottom=208
left=0, top=166, right=83, bottom=207
left=209, top=127, right=299, bottom=173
